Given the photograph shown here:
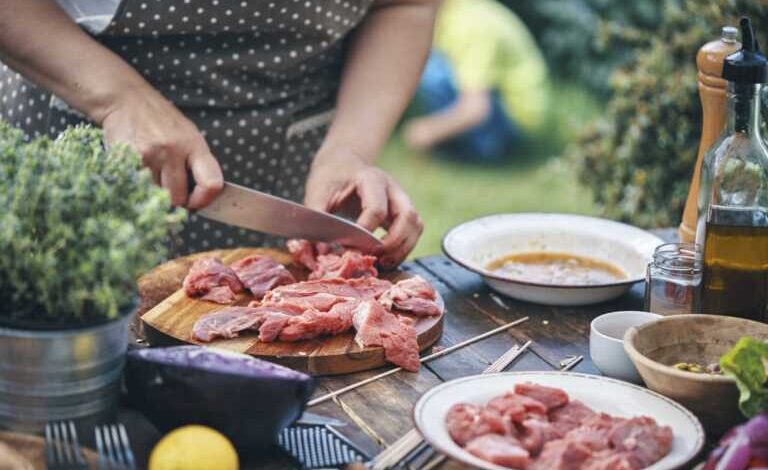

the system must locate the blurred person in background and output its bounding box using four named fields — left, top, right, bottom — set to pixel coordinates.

left=402, top=0, right=548, bottom=163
